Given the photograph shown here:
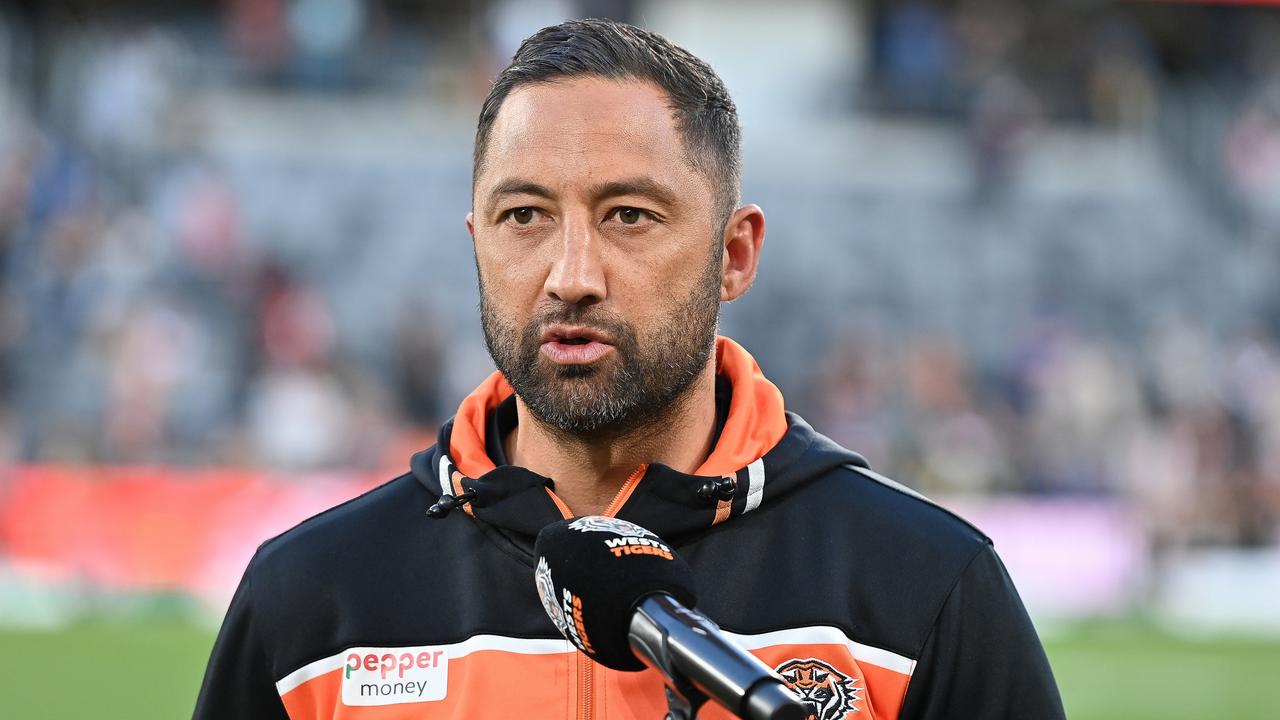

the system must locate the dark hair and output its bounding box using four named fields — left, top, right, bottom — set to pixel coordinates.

left=473, top=18, right=741, bottom=223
